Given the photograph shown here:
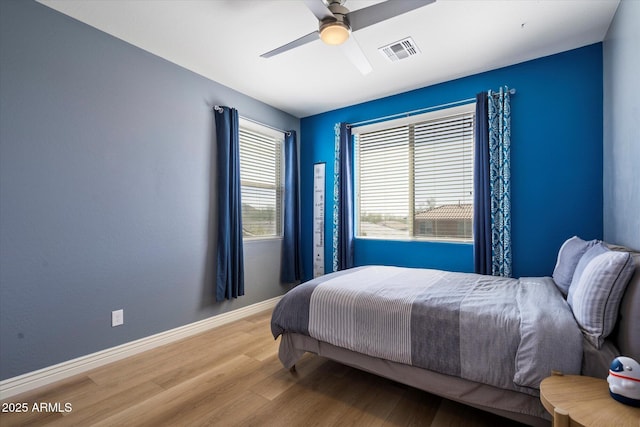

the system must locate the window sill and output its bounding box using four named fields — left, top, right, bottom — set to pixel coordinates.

left=355, top=236, right=472, bottom=245
left=243, top=236, right=283, bottom=243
